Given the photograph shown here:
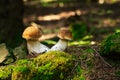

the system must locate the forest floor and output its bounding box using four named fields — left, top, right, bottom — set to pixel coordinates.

left=23, top=1, right=120, bottom=80
left=67, top=45, right=120, bottom=80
